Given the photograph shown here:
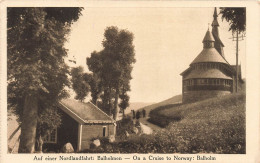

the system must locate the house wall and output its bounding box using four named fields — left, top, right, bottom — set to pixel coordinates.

left=81, top=123, right=115, bottom=150
left=43, top=109, right=78, bottom=152
left=183, top=90, right=231, bottom=103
